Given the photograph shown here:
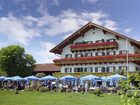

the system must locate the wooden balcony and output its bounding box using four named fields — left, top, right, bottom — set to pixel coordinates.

left=53, top=54, right=140, bottom=66
left=70, top=42, right=118, bottom=52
